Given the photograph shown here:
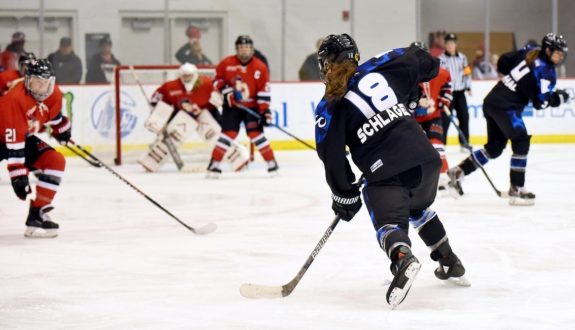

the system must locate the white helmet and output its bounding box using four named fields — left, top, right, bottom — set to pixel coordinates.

left=179, top=63, right=199, bottom=92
